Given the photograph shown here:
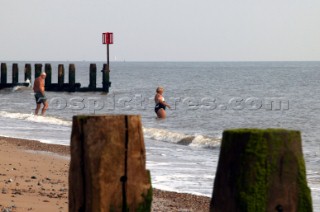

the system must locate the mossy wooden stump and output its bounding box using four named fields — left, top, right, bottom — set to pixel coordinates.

left=69, top=115, right=152, bottom=212
left=211, top=129, right=312, bottom=212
